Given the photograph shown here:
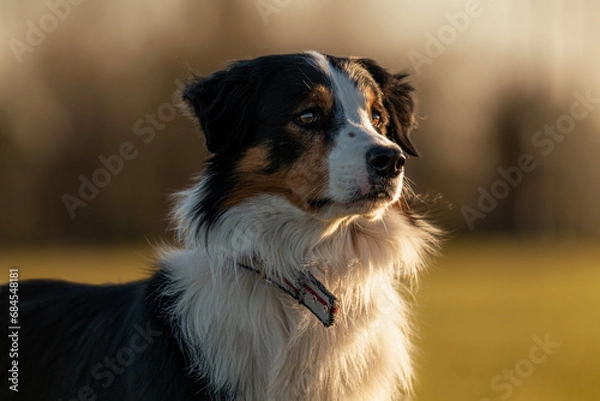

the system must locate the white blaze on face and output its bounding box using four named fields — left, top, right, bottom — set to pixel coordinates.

left=307, top=52, right=403, bottom=207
